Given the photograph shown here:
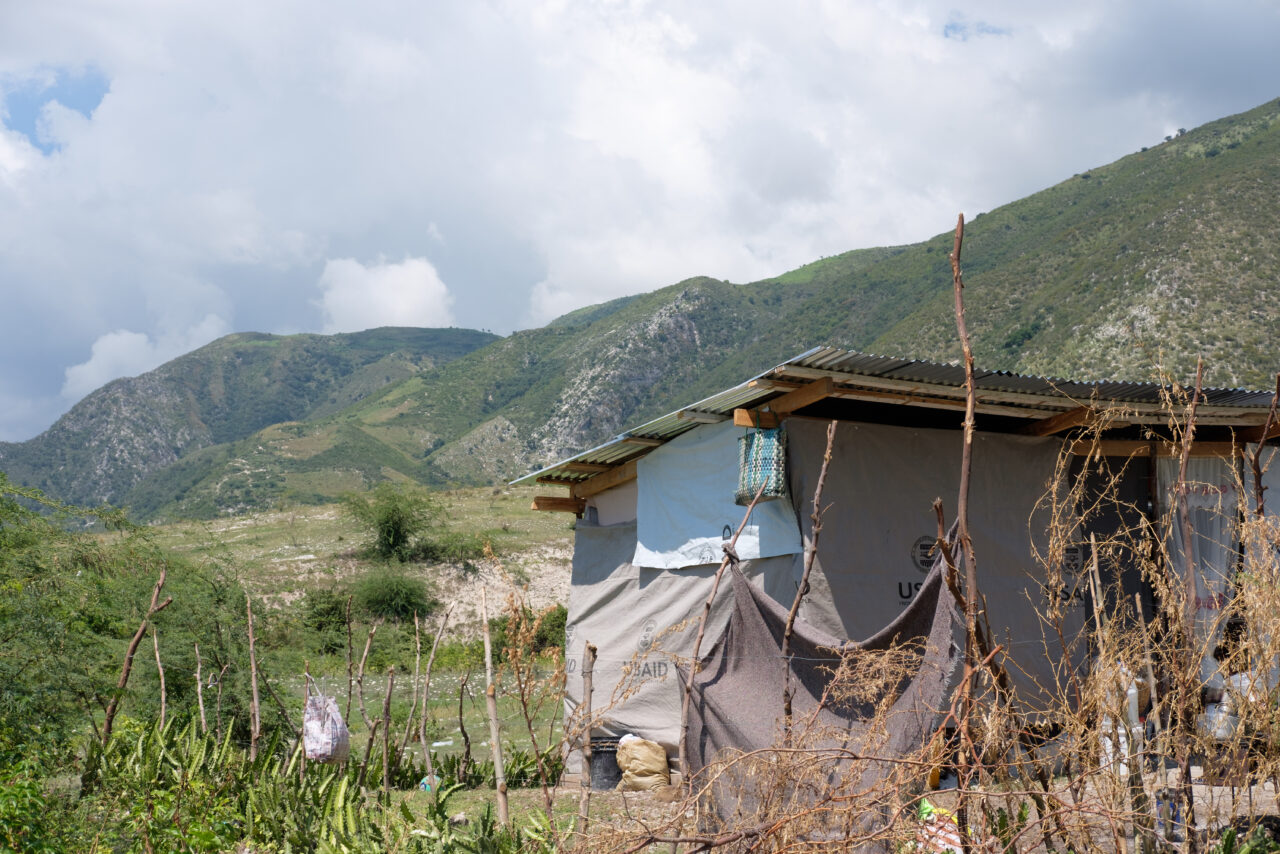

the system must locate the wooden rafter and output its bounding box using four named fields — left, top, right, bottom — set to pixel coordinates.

left=572, top=459, right=638, bottom=499
left=620, top=436, right=663, bottom=447
left=1237, top=421, right=1280, bottom=444
left=531, top=495, right=587, bottom=515
left=1022, top=406, right=1097, bottom=437
left=1067, top=439, right=1239, bottom=459
left=733, top=409, right=780, bottom=429
left=767, top=377, right=834, bottom=414
left=775, top=364, right=1266, bottom=422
